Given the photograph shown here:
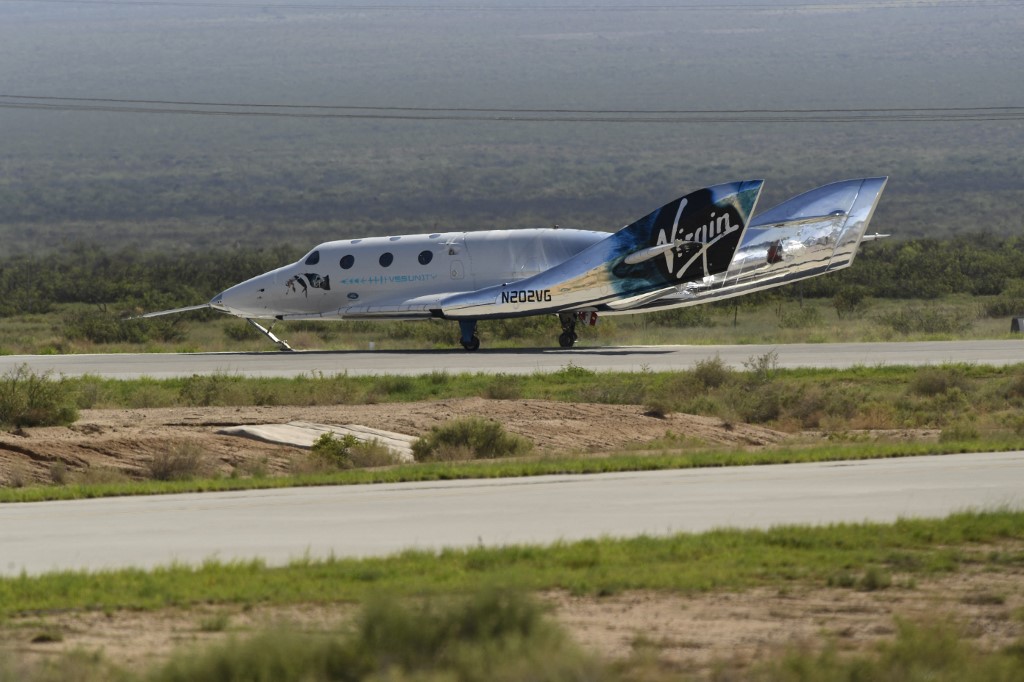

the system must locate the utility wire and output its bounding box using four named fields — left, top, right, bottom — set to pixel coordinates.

left=0, top=0, right=1018, bottom=9
left=1, top=95, right=1022, bottom=123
